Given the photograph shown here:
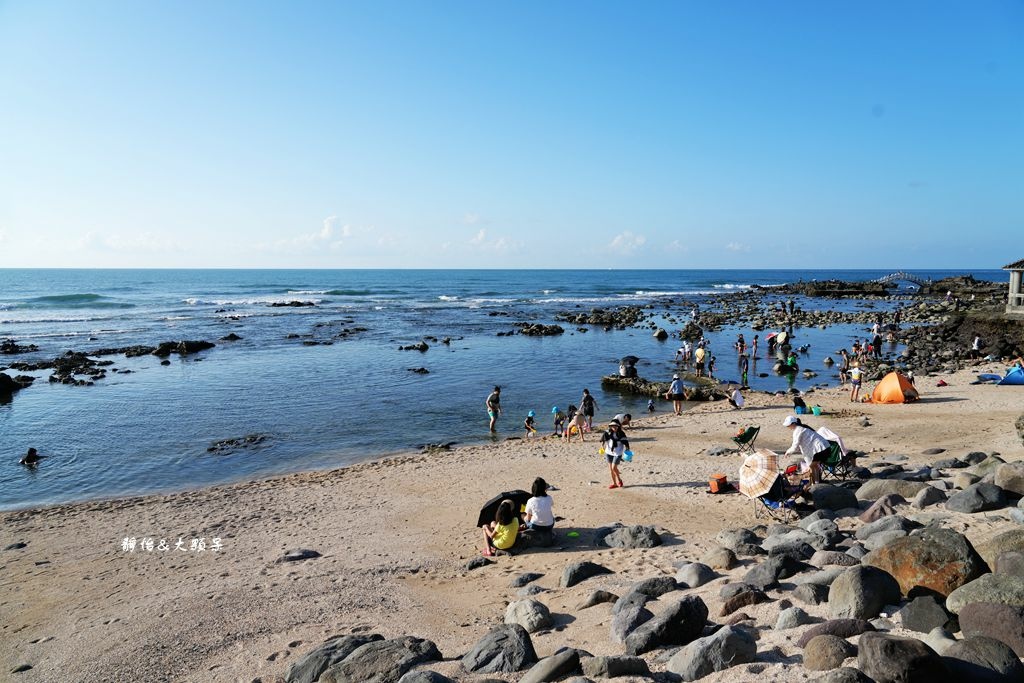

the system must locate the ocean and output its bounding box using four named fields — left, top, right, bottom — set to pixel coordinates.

left=0, top=268, right=1003, bottom=509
